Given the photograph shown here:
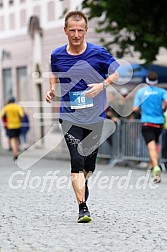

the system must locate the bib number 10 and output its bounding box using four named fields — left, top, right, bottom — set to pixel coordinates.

left=69, top=90, right=93, bottom=109
left=77, top=96, right=85, bottom=104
